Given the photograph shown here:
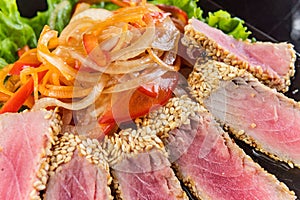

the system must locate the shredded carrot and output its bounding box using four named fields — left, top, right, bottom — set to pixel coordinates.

left=32, top=71, right=39, bottom=101
left=24, top=94, right=34, bottom=108
left=111, top=0, right=130, bottom=7
left=0, top=64, right=14, bottom=96
left=50, top=73, right=61, bottom=86
left=39, top=84, right=92, bottom=98
left=0, top=92, right=10, bottom=102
